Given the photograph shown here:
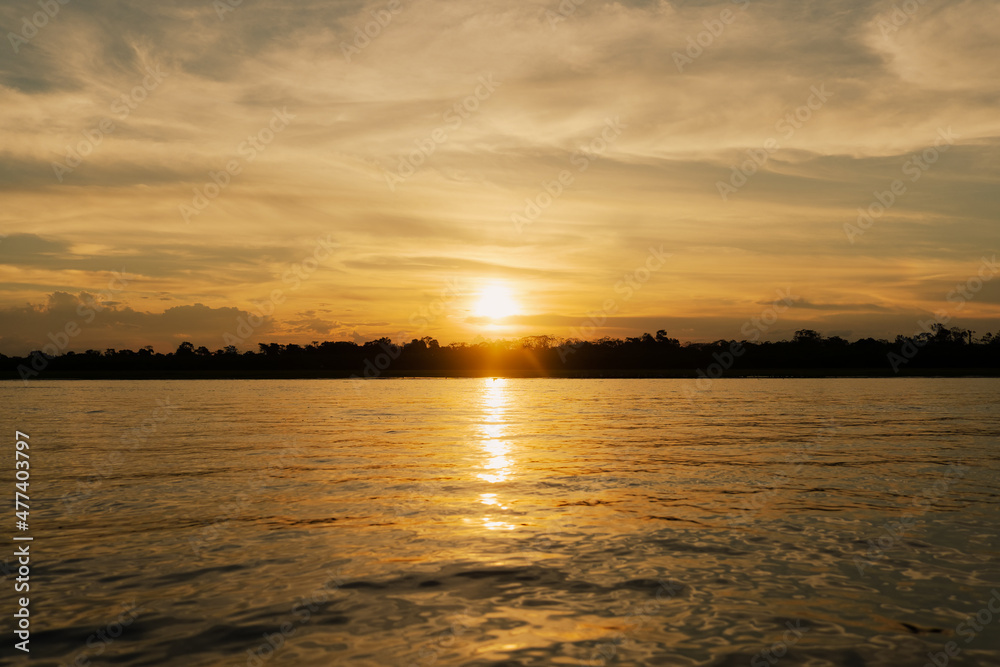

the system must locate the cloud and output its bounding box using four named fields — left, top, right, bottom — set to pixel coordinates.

left=774, top=299, right=892, bottom=312
left=0, top=233, right=70, bottom=261
left=0, top=292, right=273, bottom=355
left=0, top=0, right=997, bottom=349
